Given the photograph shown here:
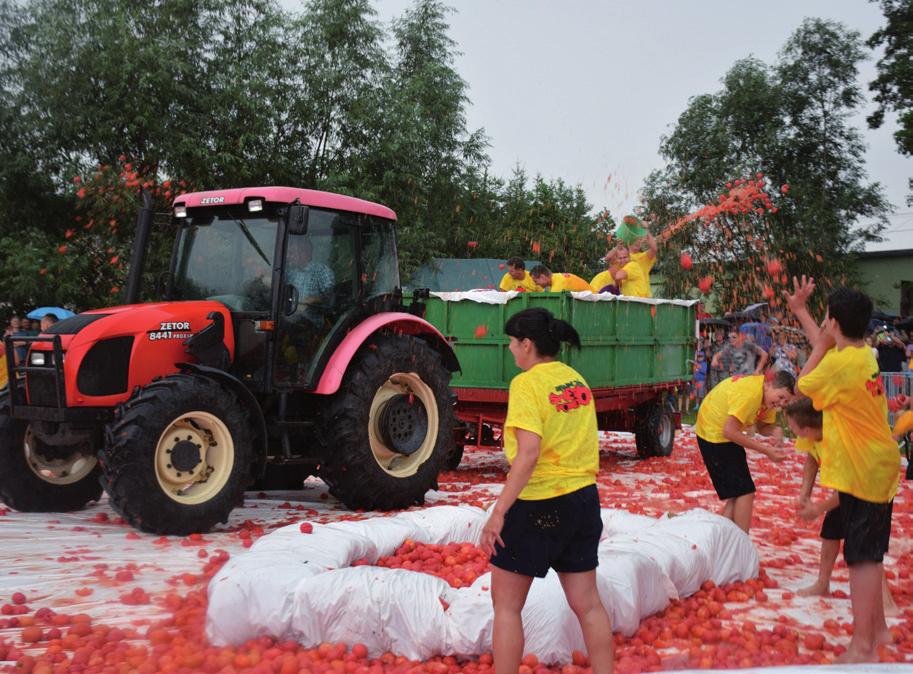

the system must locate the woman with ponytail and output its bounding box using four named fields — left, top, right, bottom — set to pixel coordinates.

left=480, top=307, right=613, bottom=674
